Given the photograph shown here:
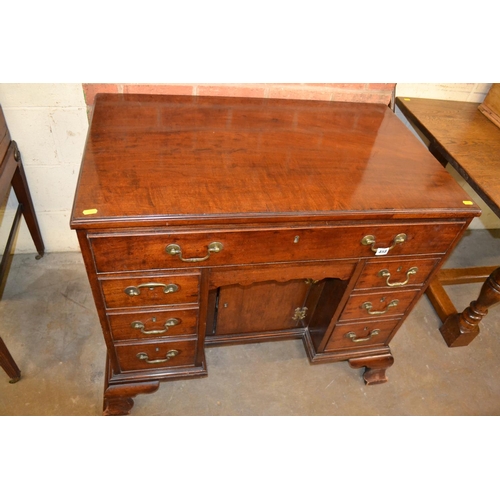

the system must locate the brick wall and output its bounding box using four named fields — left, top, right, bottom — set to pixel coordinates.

left=82, top=83, right=396, bottom=107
